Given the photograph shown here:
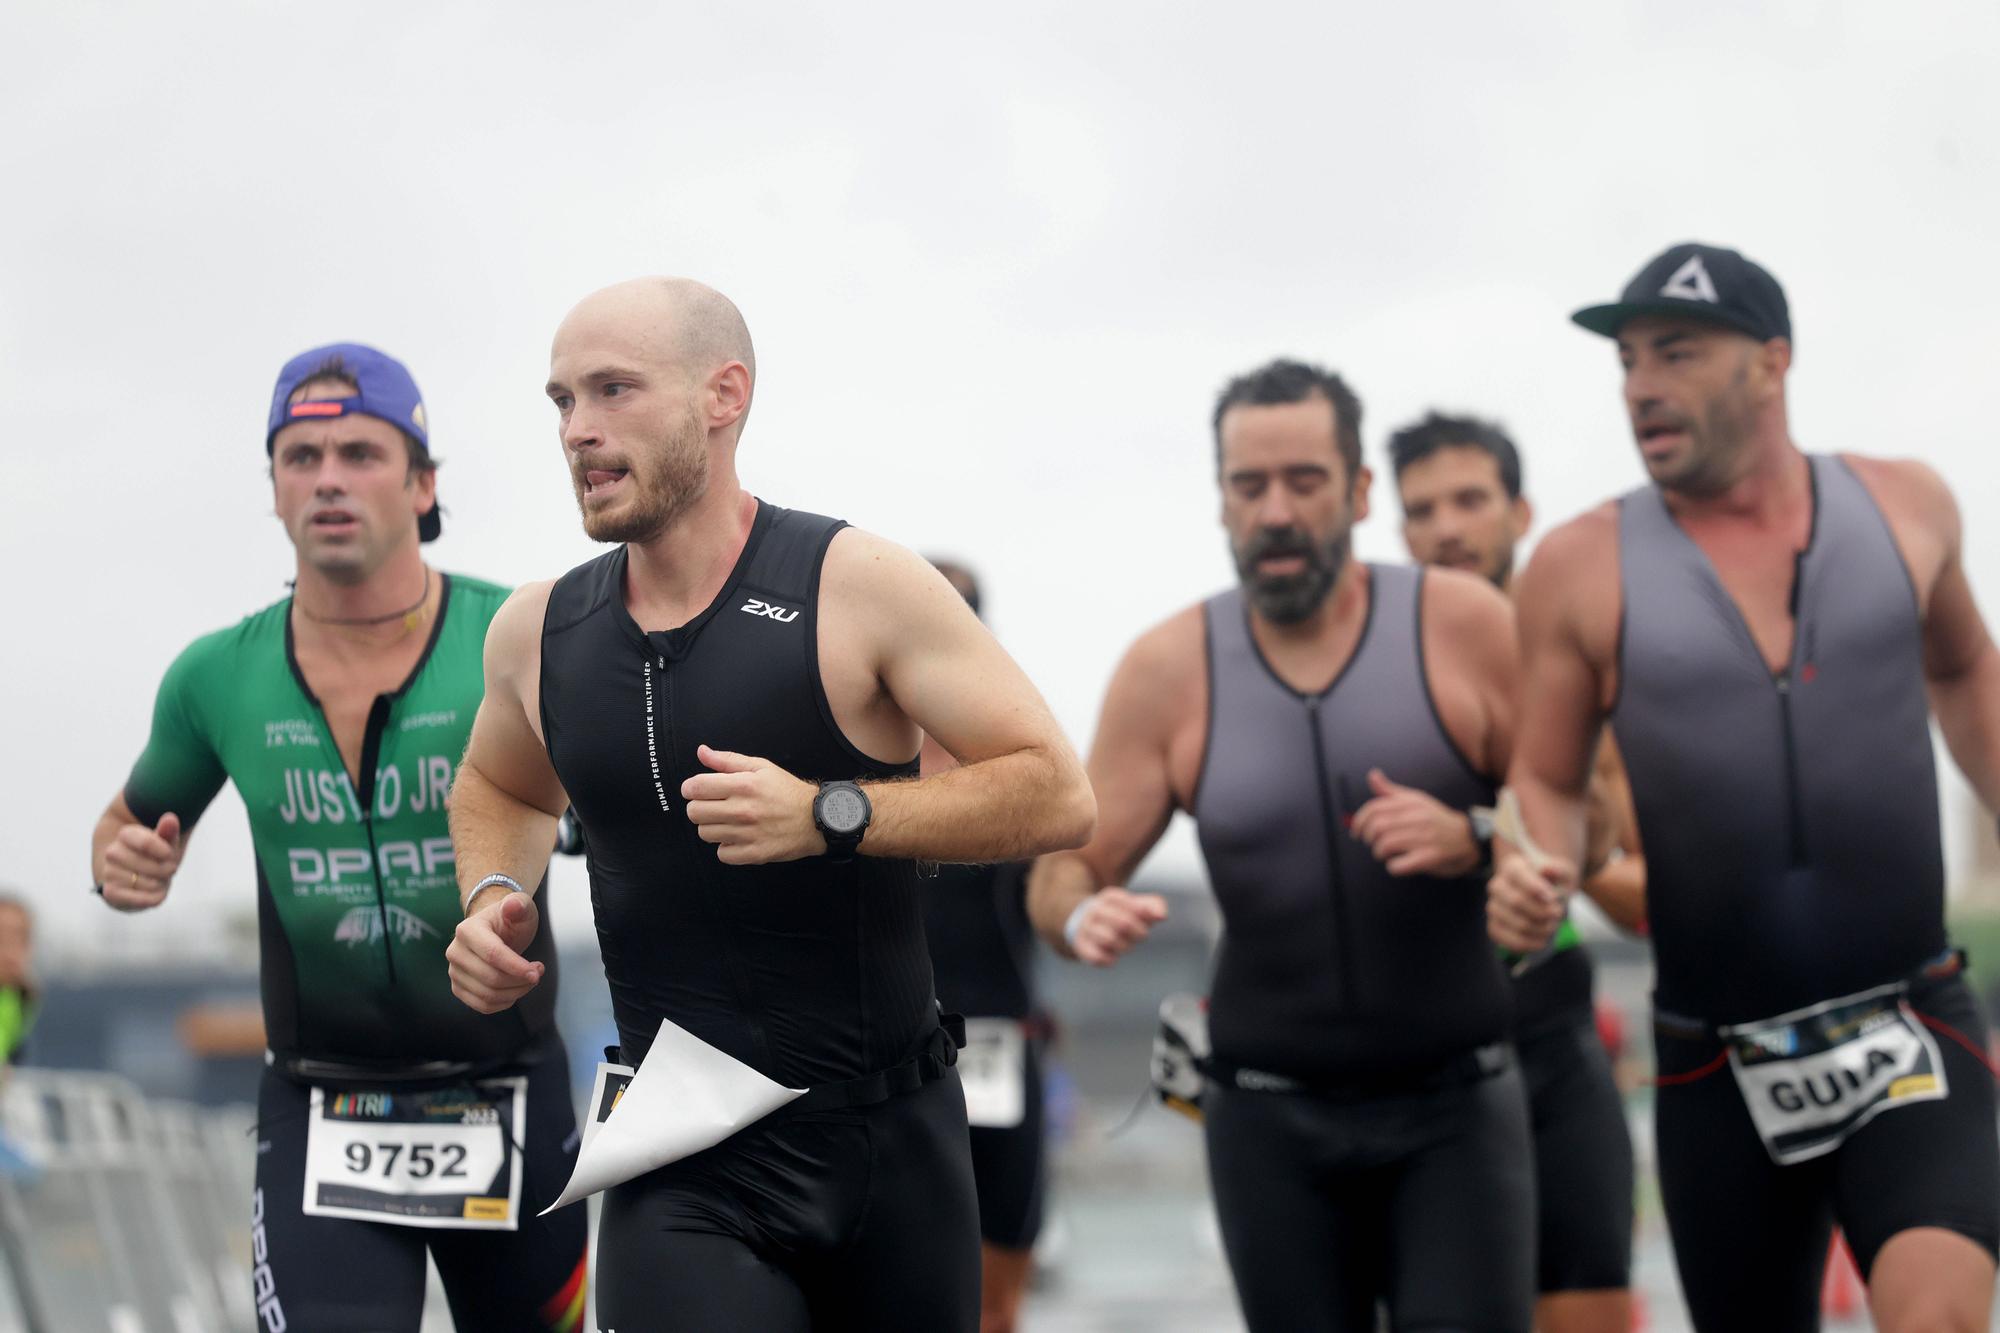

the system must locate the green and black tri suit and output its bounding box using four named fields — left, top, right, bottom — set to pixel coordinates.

left=123, top=574, right=559, bottom=1076
left=123, top=574, right=586, bottom=1333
